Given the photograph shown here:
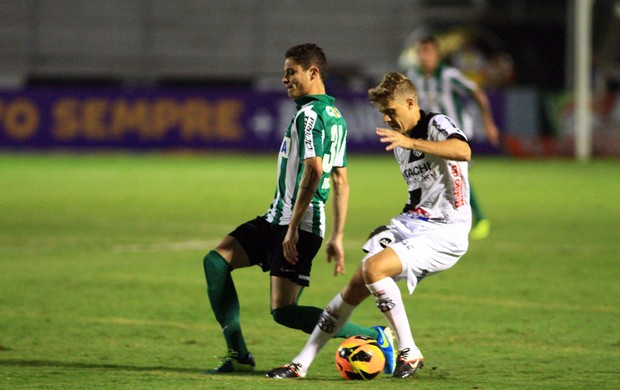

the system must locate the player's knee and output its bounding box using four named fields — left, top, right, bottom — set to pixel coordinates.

left=203, top=250, right=218, bottom=269
left=362, top=256, right=387, bottom=283
left=271, top=305, right=293, bottom=326
left=203, top=250, right=231, bottom=280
